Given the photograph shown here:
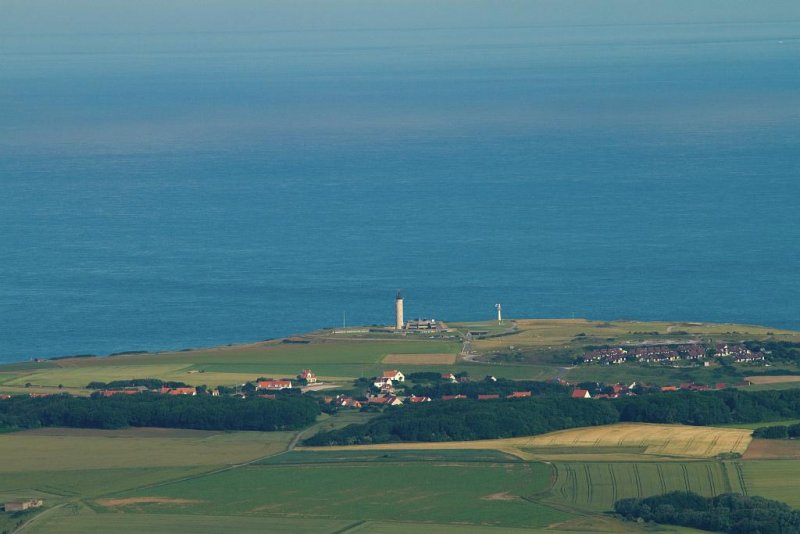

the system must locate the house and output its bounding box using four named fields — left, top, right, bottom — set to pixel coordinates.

left=338, top=397, right=362, bottom=408
left=257, top=380, right=292, bottom=390
left=507, top=391, right=531, bottom=399
left=441, top=373, right=457, bottom=383
left=571, top=389, right=591, bottom=399
left=258, top=393, right=277, bottom=400
left=299, top=369, right=317, bottom=384
left=660, top=386, right=679, bottom=392
left=408, top=395, right=431, bottom=403
left=159, top=386, right=197, bottom=395
left=0, top=394, right=12, bottom=400
left=210, top=389, right=221, bottom=396
left=373, top=377, right=394, bottom=389
left=382, top=370, right=405, bottom=382
left=441, top=394, right=467, bottom=401
left=3, top=499, right=43, bottom=512
left=715, top=383, right=727, bottom=390
left=477, top=394, right=500, bottom=400
left=367, top=395, right=403, bottom=406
